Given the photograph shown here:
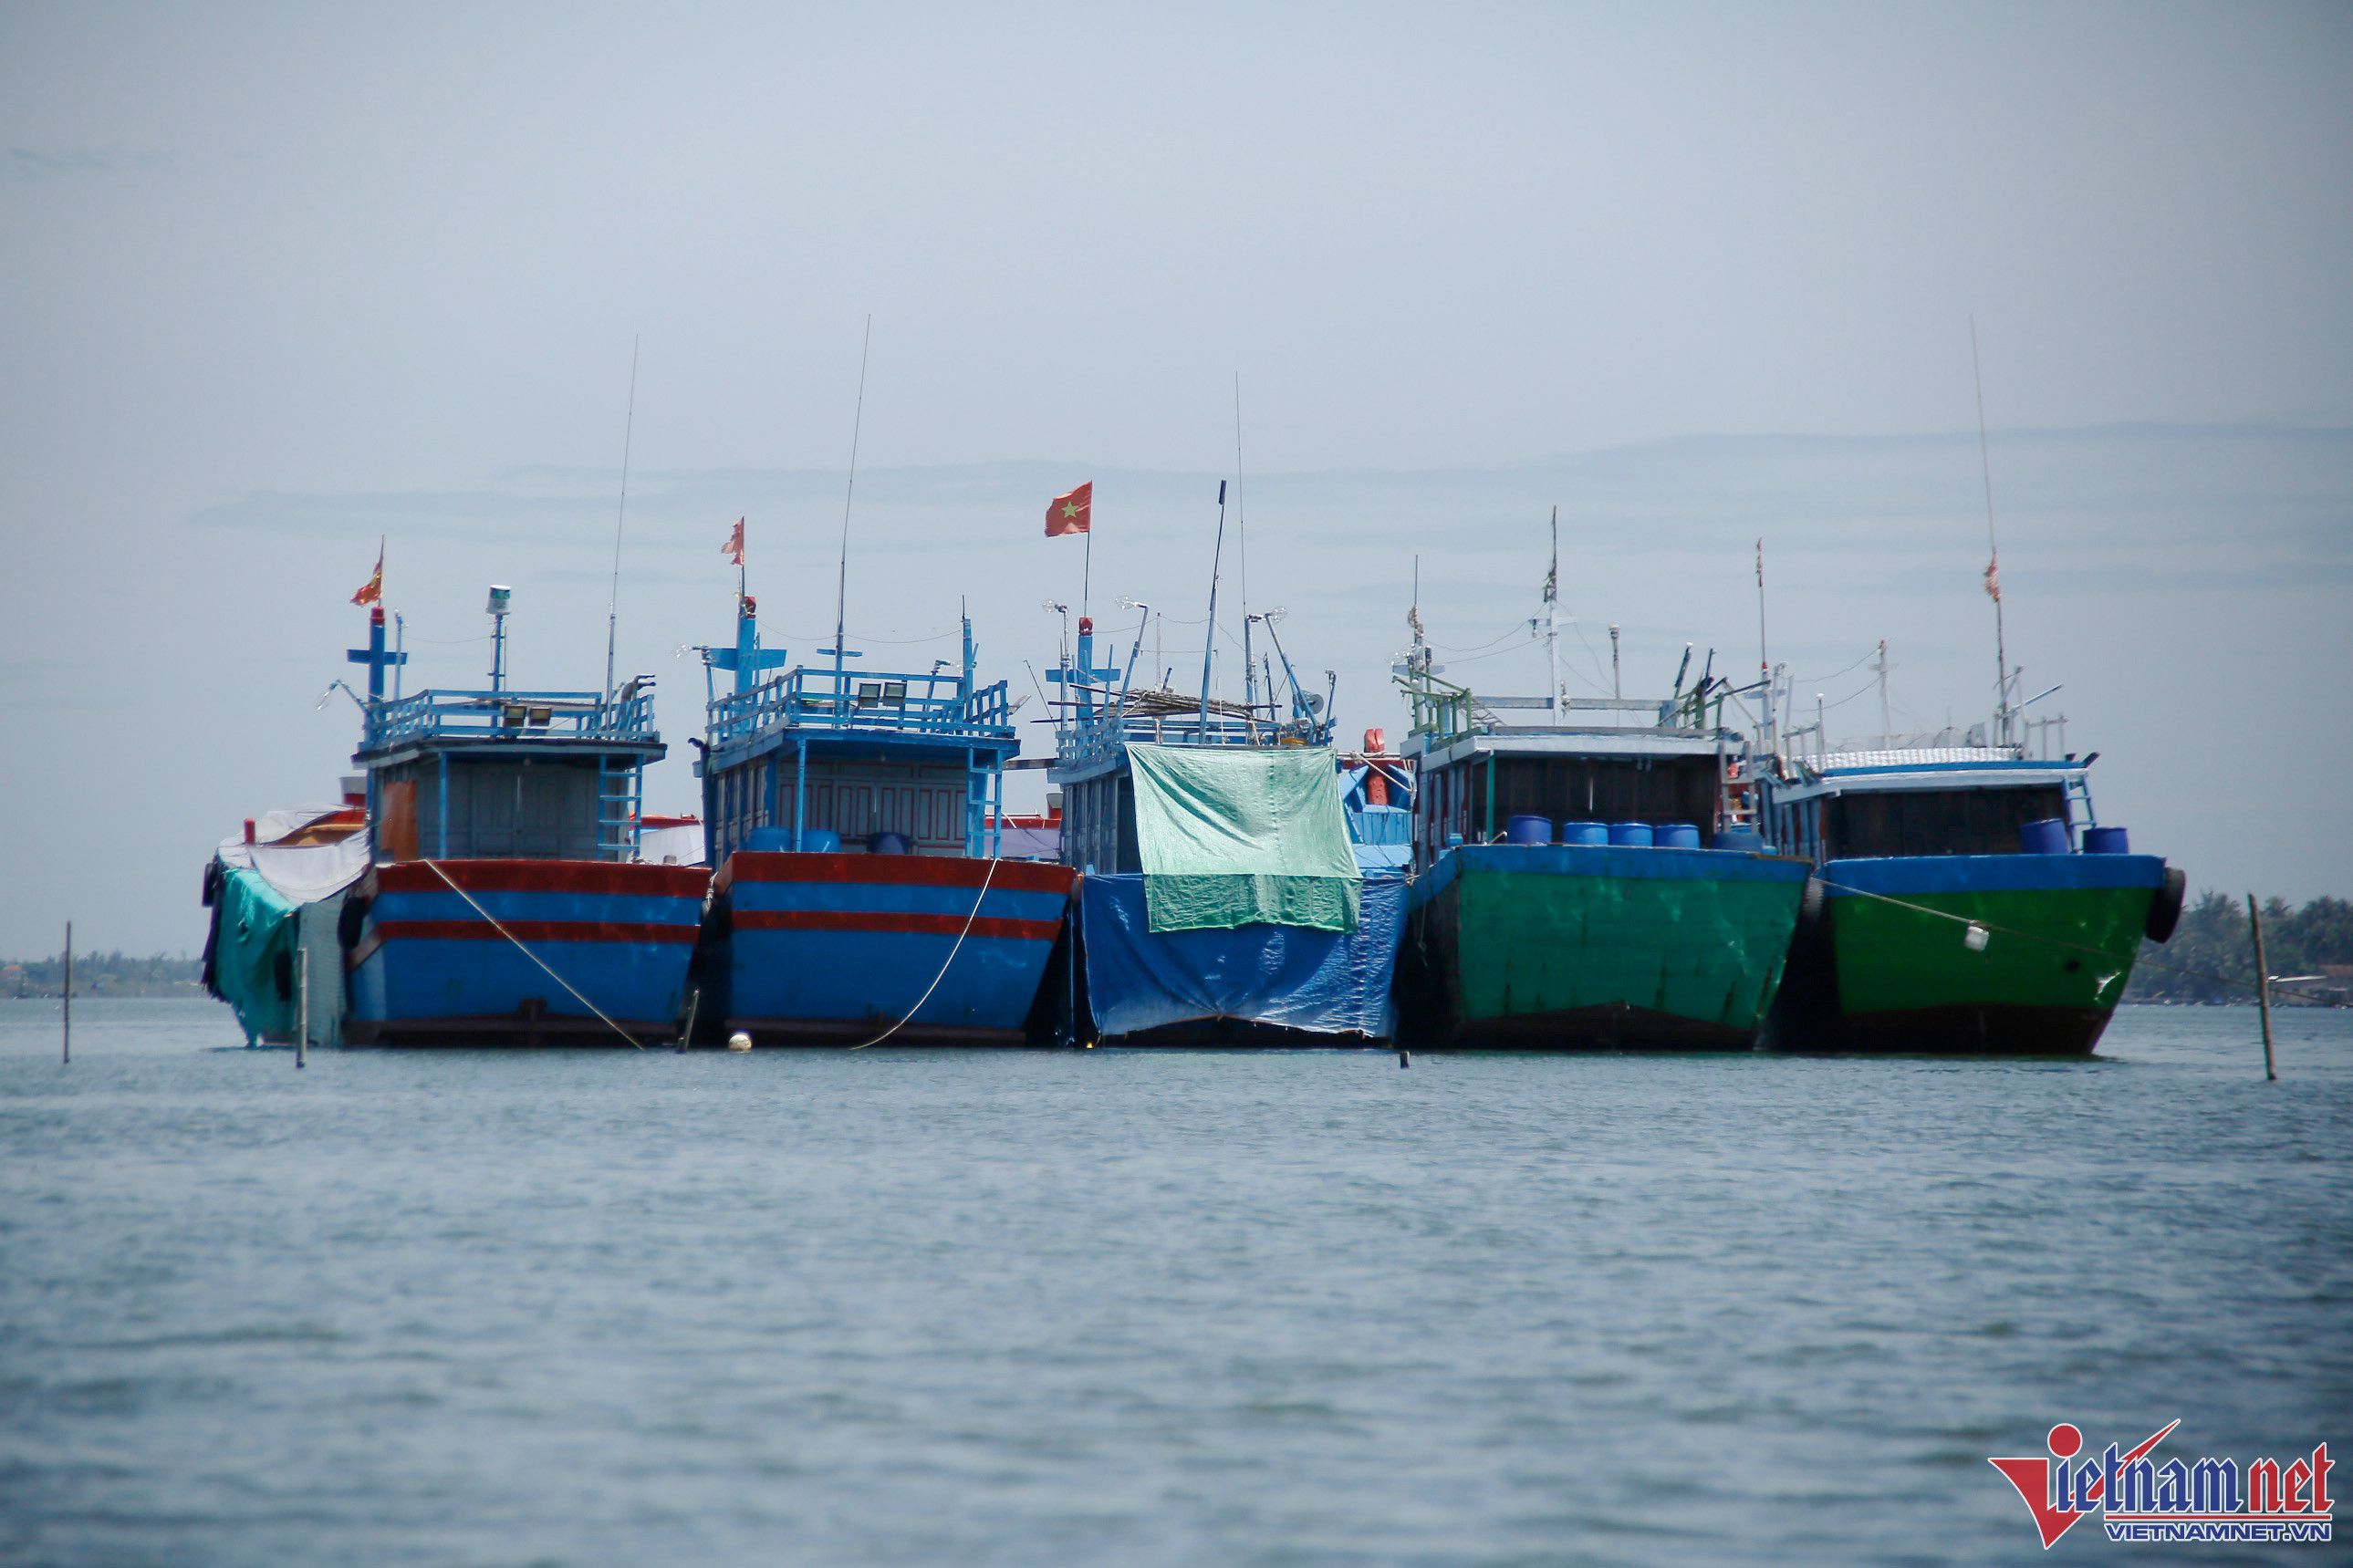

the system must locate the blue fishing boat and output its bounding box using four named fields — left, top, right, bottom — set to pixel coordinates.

left=1046, top=584, right=1402, bottom=1045
left=692, top=595, right=1076, bottom=1044
left=338, top=595, right=705, bottom=1044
